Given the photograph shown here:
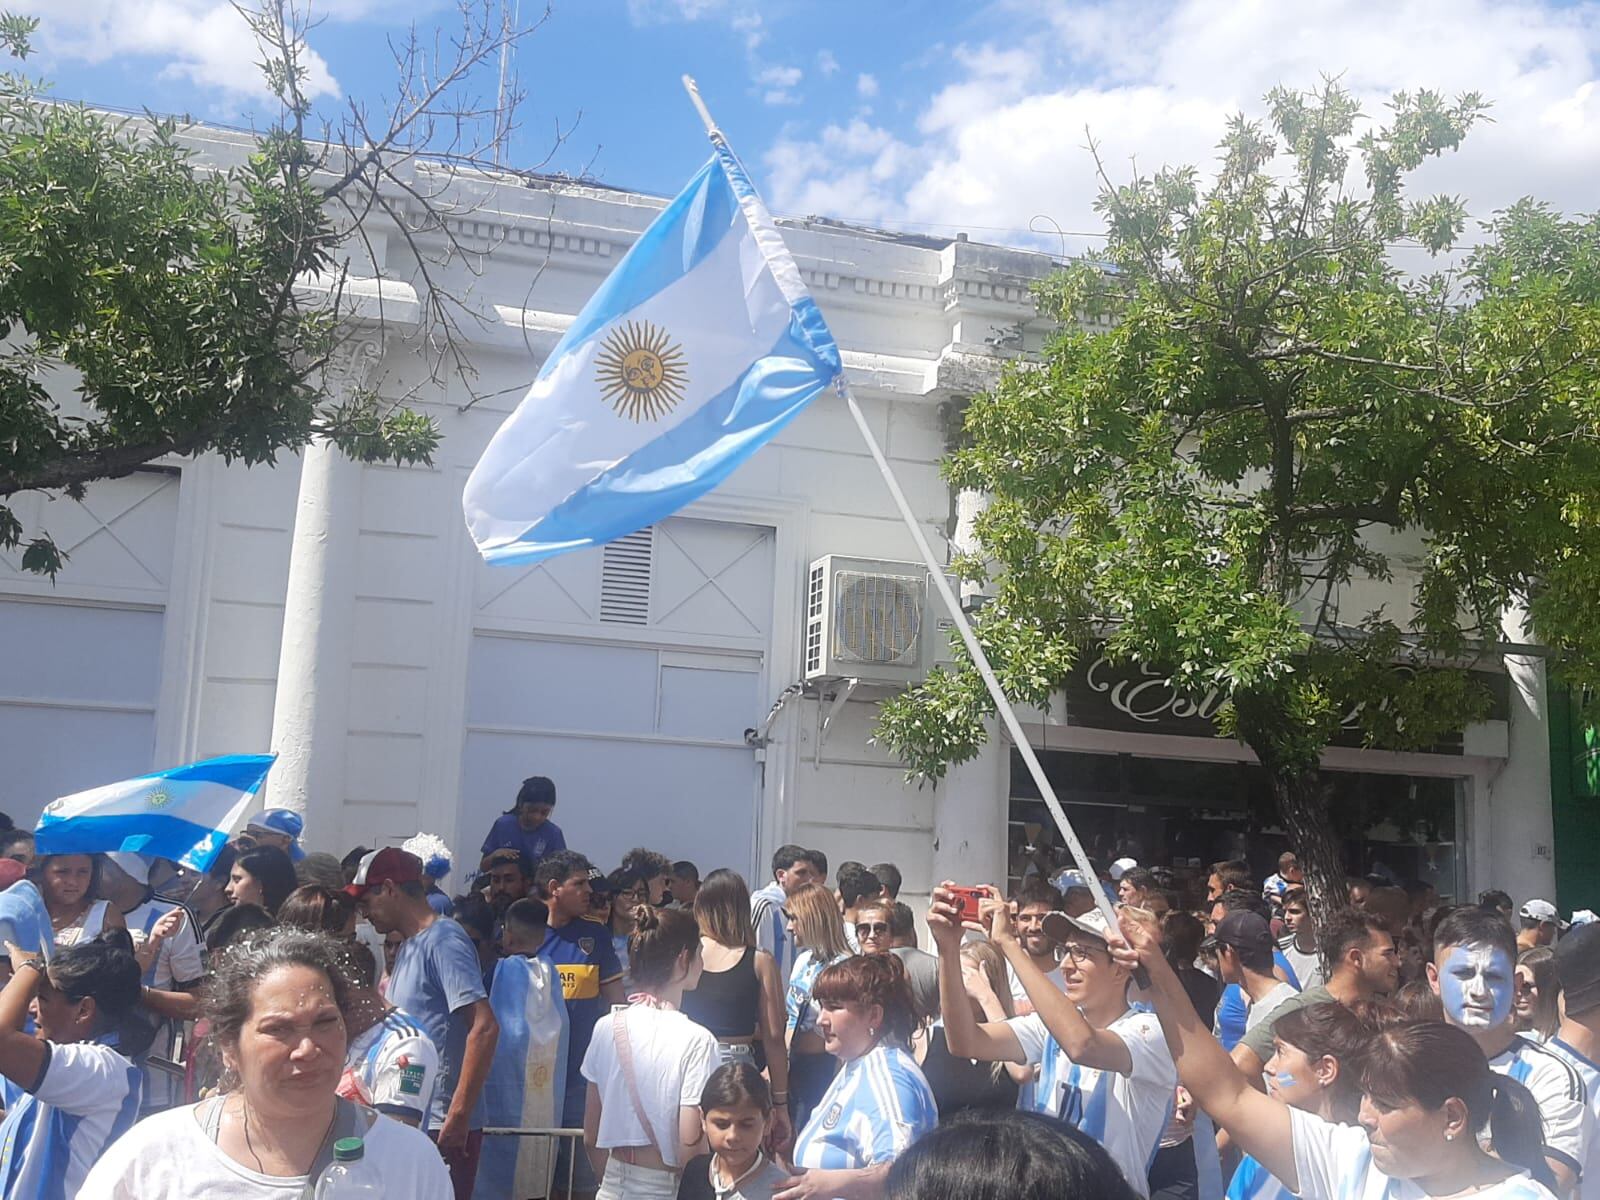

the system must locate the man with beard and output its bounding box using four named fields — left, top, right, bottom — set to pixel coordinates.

left=482, top=848, right=530, bottom=918
left=1006, top=880, right=1066, bottom=1017
left=1430, top=905, right=1589, bottom=1194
